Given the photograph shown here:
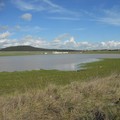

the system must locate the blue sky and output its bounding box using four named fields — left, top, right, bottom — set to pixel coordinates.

left=0, top=0, right=120, bottom=49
